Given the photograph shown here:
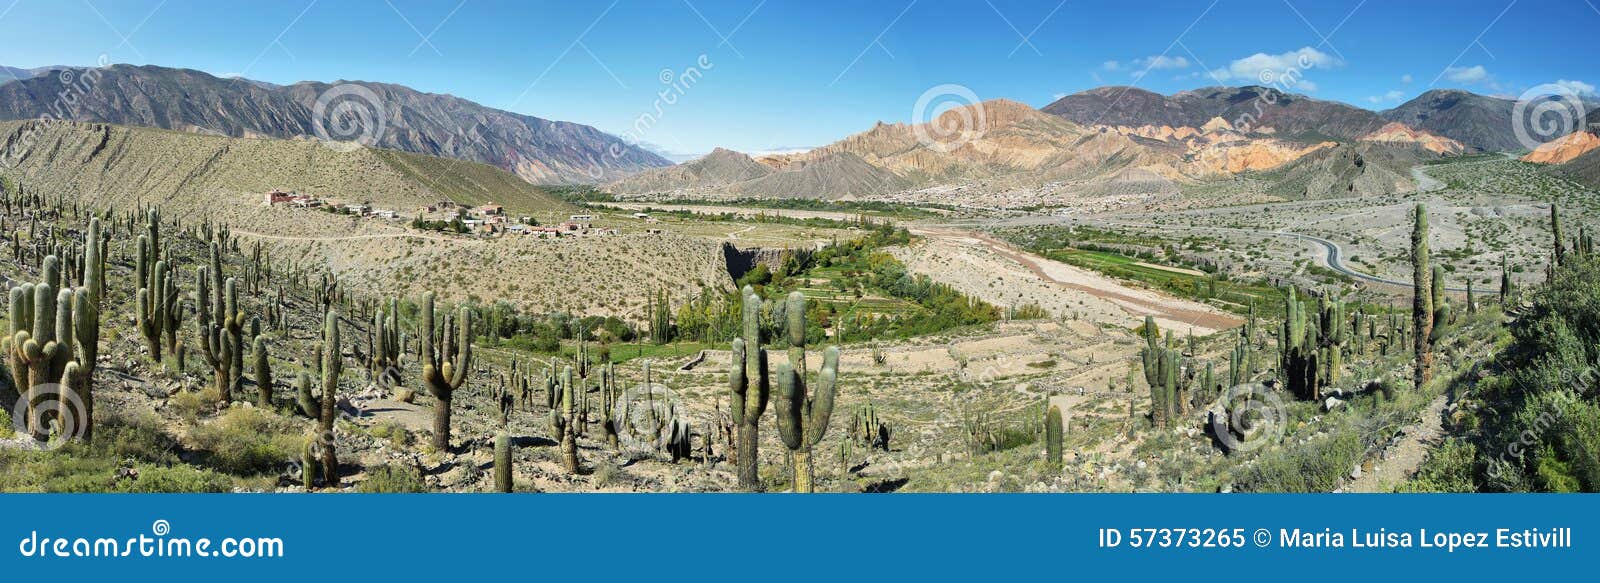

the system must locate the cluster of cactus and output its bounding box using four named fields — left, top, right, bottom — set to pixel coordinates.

left=419, top=292, right=472, bottom=451
left=728, top=286, right=771, bottom=491
left=1229, top=331, right=1255, bottom=389
left=195, top=240, right=246, bottom=403
left=1276, top=287, right=1350, bottom=401
left=1140, top=316, right=1189, bottom=428
left=3, top=246, right=100, bottom=441
left=962, top=410, right=1000, bottom=454
left=850, top=403, right=892, bottom=451
left=773, top=292, right=841, bottom=492
left=1412, top=203, right=1434, bottom=390
left=135, top=209, right=179, bottom=363
left=368, top=297, right=401, bottom=387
